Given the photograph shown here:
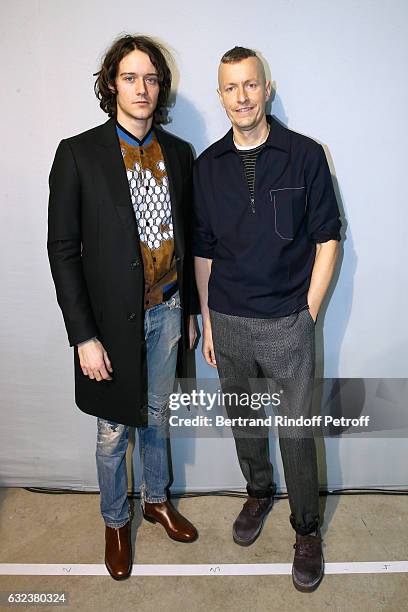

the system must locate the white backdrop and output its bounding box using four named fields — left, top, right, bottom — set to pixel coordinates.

left=1, top=0, right=407, bottom=491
